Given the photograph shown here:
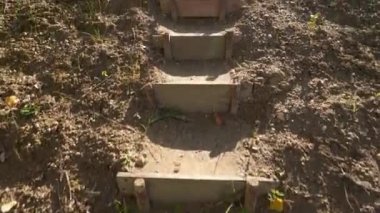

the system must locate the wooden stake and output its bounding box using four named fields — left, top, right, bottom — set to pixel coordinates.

left=152, top=35, right=164, bottom=48
left=219, top=0, right=227, bottom=21
left=229, top=84, right=240, bottom=114
left=225, top=29, right=234, bottom=60
left=163, top=32, right=173, bottom=59
left=134, top=178, right=150, bottom=213
left=170, top=0, right=179, bottom=21
left=244, top=178, right=259, bottom=213
left=142, top=84, right=157, bottom=108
